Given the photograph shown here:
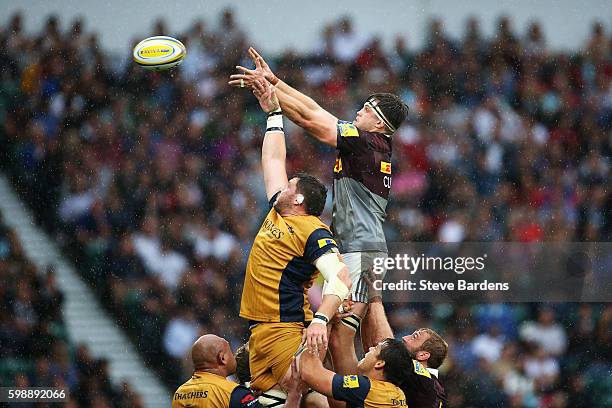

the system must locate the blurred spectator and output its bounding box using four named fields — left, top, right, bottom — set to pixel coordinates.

left=163, top=309, right=201, bottom=359
left=471, top=325, right=505, bottom=363
left=0, top=216, right=141, bottom=405
left=520, top=307, right=568, bottom=356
